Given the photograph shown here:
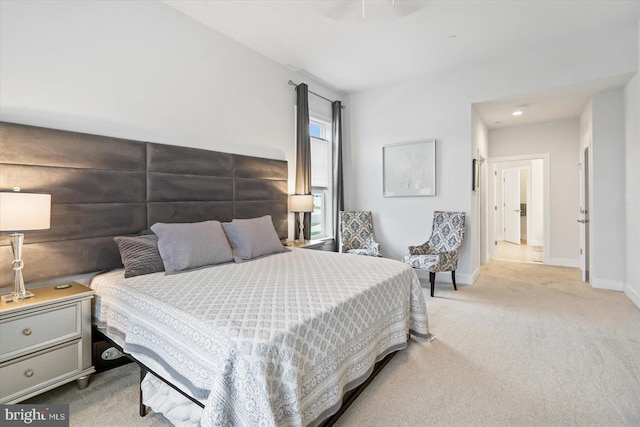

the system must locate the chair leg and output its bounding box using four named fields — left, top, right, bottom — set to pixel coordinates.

left=451, top=270, right=457, bottom=291
left=429, top=272, right=435, bottom=297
